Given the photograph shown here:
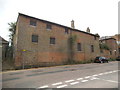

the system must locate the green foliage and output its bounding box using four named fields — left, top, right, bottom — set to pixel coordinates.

left=68, top=35, right=77, bottom=45
left=77, top=60, right=93, bottom=64
left=64, top=59, right=93, bottom=65
left=68, top=35, right=77, bottom=63
left=8, top=22, right=16, bottom=46
left=5, top=22, right=16, bottom=60
left=99, top=43, right=110, bottom=50
left=108, top=58, right=116, bottom=61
